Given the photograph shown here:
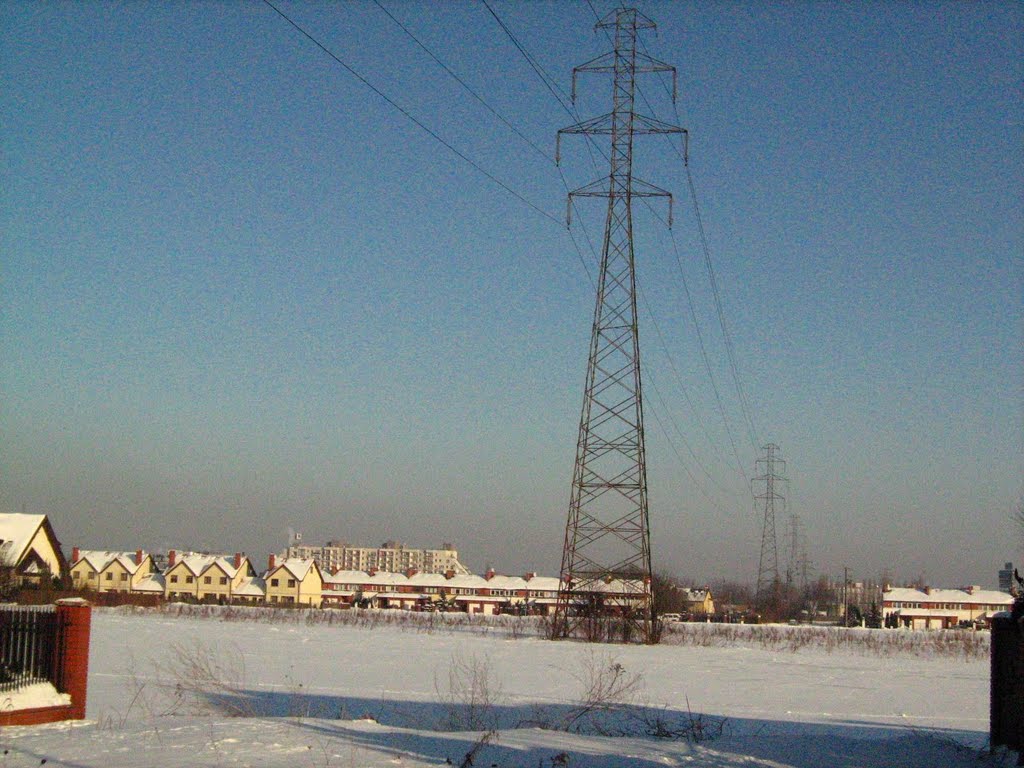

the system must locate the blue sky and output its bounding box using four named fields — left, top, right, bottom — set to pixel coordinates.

left=2, top=1, right=1021, bottom=588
